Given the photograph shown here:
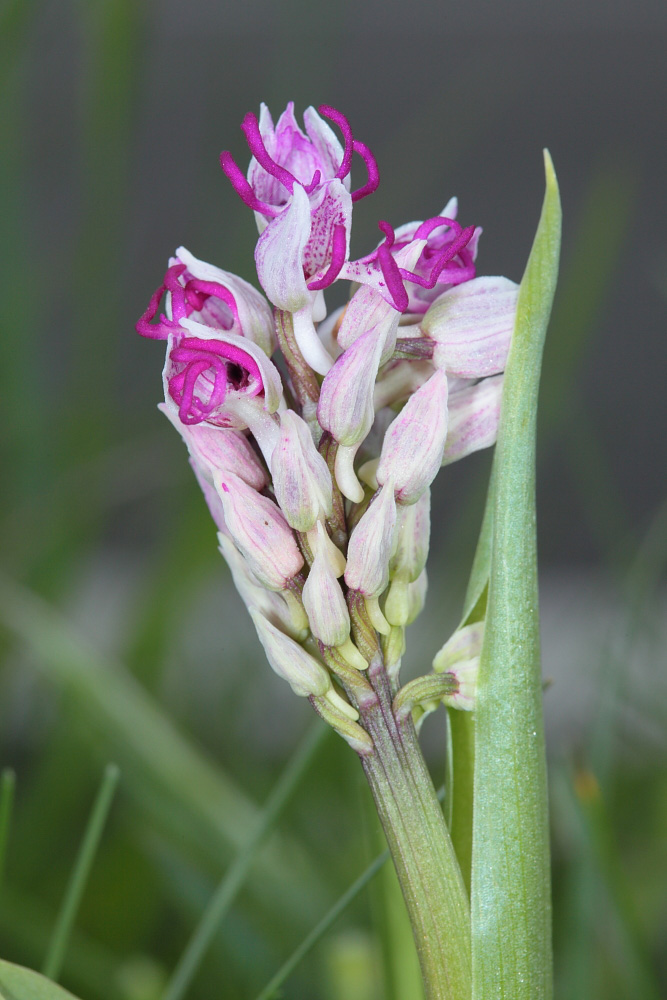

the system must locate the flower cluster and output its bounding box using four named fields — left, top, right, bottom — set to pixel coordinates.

left=138, top=103, right=517, bottom=750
